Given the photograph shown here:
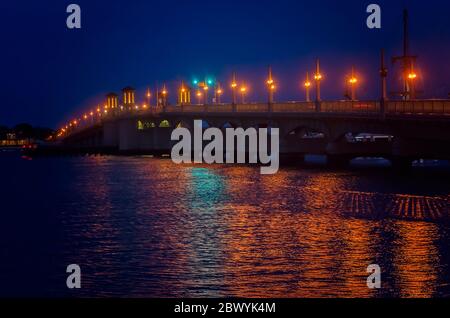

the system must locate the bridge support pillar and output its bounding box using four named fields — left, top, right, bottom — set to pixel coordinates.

left=315, top=100, right=321, bottom=112
left=391, top=157, right=413, bottom=171
left=380, top=98, right=386, bottom=119
left=279, top=153, right=305, bottom=165
left=327, top=154, right=350, bottom=168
